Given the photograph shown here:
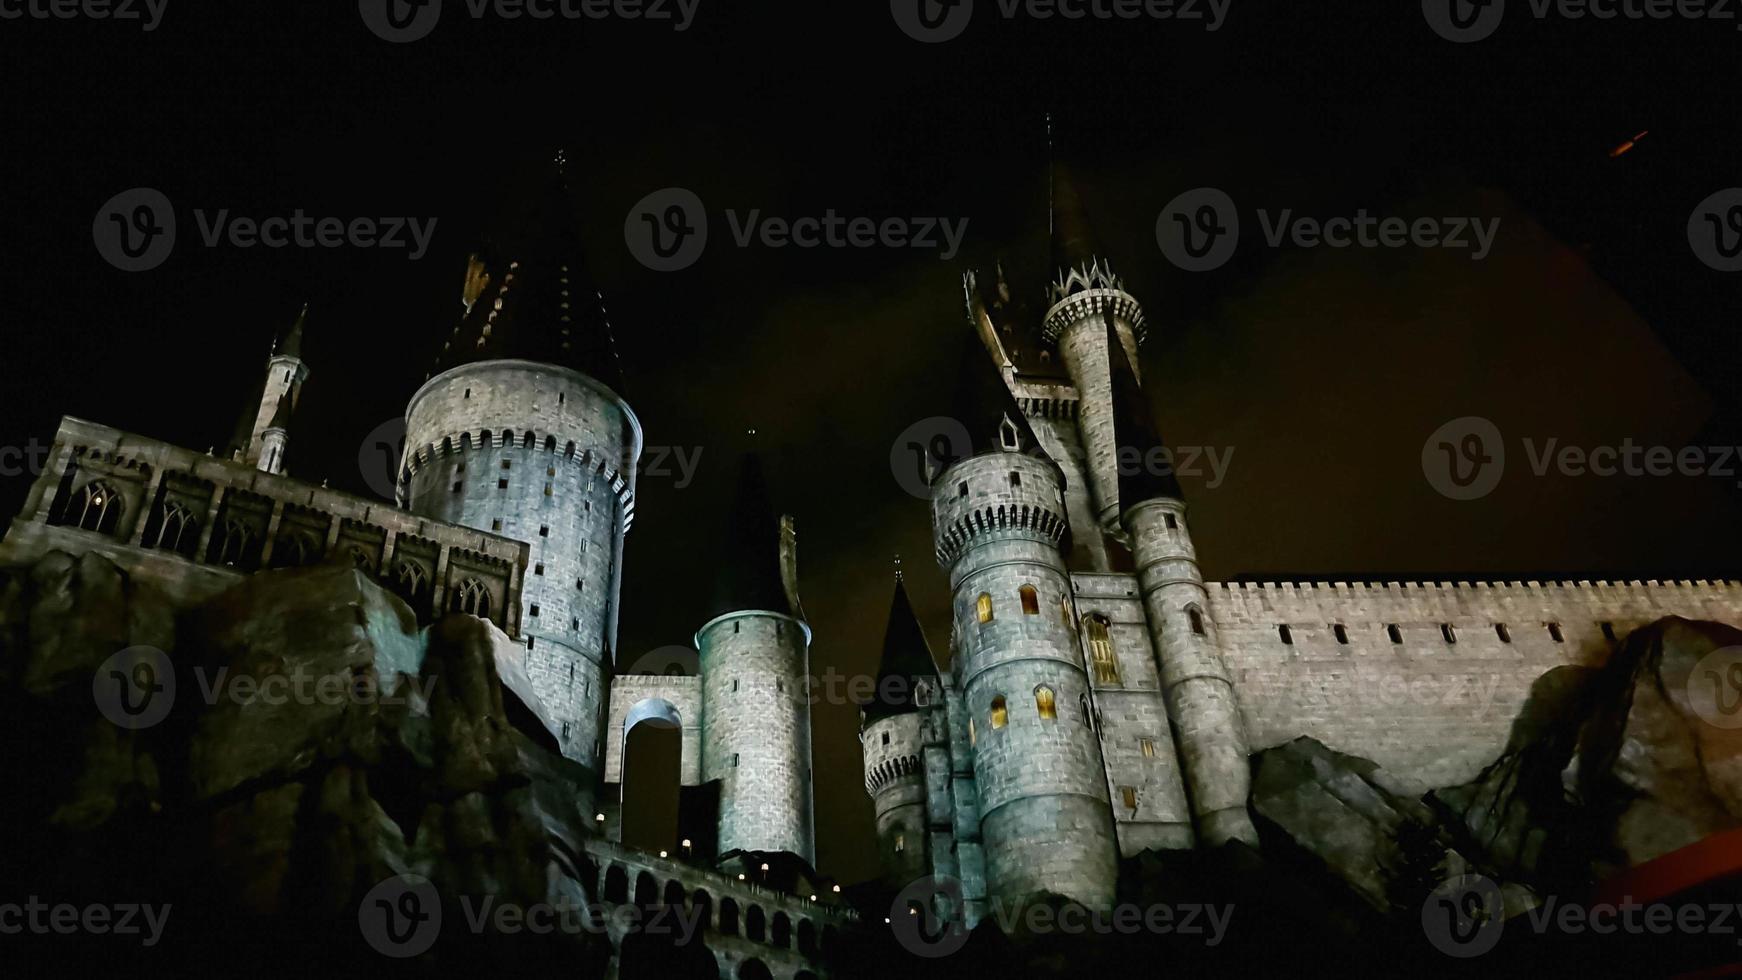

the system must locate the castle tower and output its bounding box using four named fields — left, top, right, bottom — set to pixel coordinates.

left=1107, top=320, right=1259, bottom=847
left=227, top=304, right=309, bottom=474
left=931, top=340, right=1118, bottom=911
left=401, top=159, right=641, bottom=766
left=1041, top=165, right=1146, bottom=534
left=697, top=454, right=815, bottom=864
left=859, top=570, right=940, bottom=889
